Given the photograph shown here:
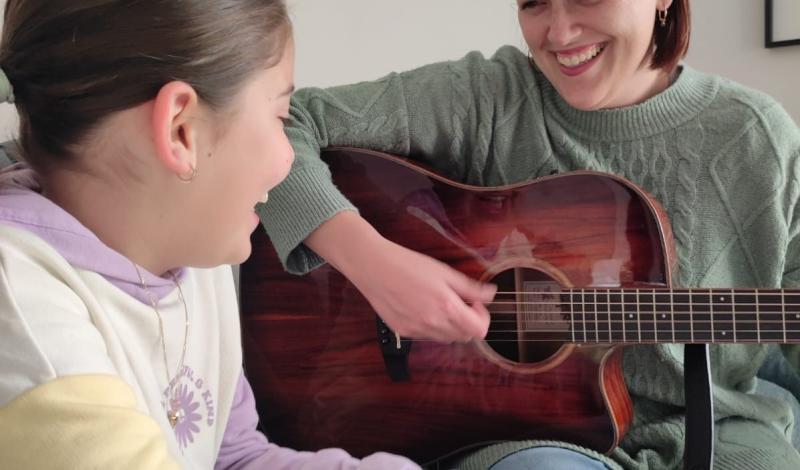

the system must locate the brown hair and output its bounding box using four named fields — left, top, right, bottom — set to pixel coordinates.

left=651, top=0, right=691, bottom=72
left=0, top=0, right=291, bottom=170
